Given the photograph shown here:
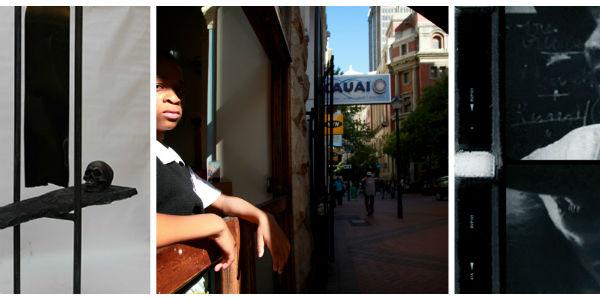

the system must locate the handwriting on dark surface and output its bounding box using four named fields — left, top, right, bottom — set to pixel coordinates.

left=542, top=75, right=594, bottom=89
left=510, top=100, right=590, bottom=128
left=516, top=21, right=585, bottom=52
left=505, top=13, right=598, bottom=159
